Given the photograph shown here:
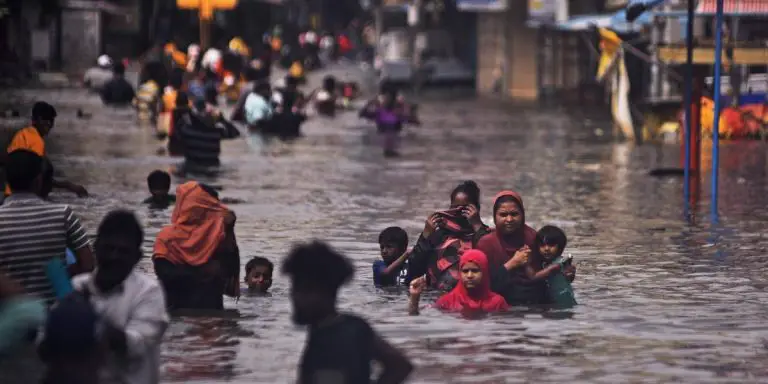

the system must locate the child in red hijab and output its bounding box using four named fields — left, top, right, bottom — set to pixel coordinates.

left=408, top=249, right=508, bottom=315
